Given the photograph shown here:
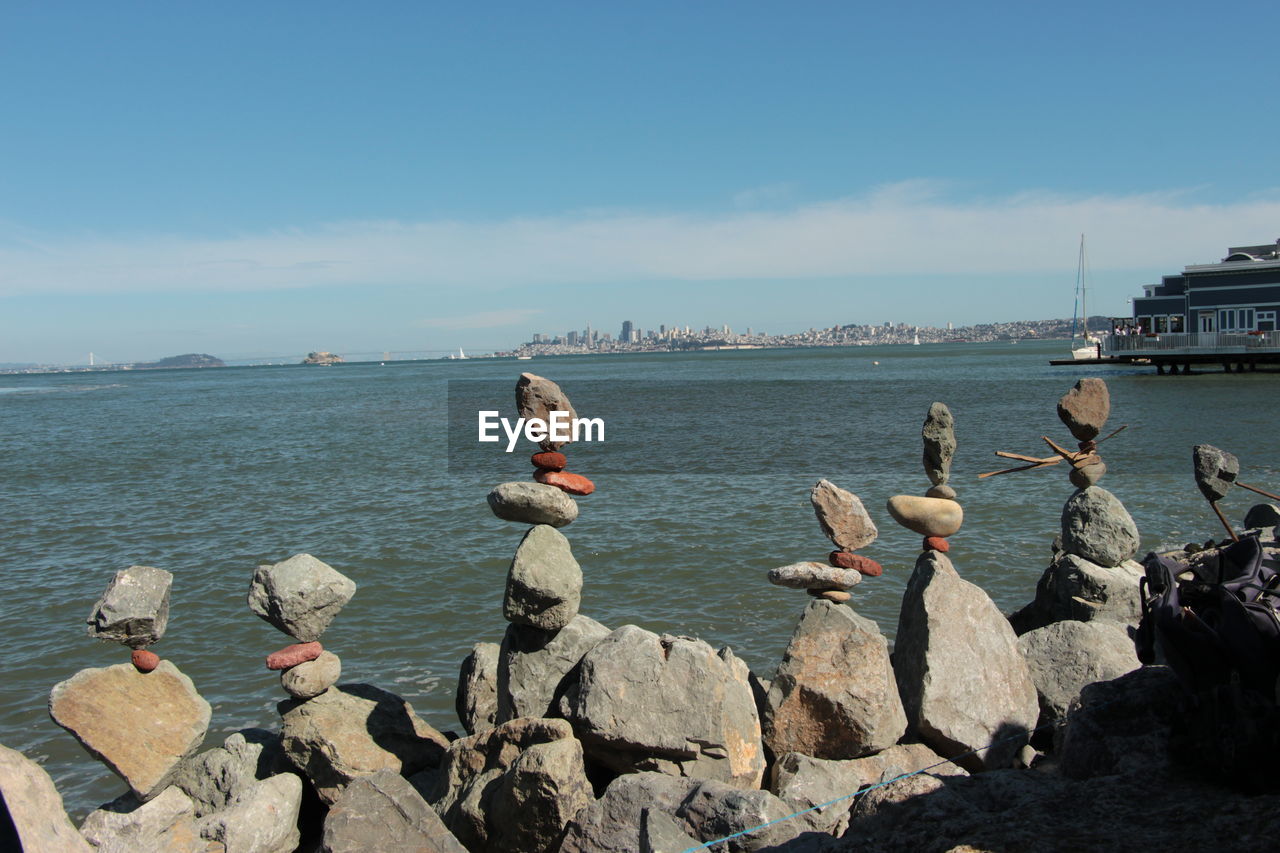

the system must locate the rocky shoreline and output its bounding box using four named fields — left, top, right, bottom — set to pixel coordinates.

left=5, top=374, right=1280, bottom=852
